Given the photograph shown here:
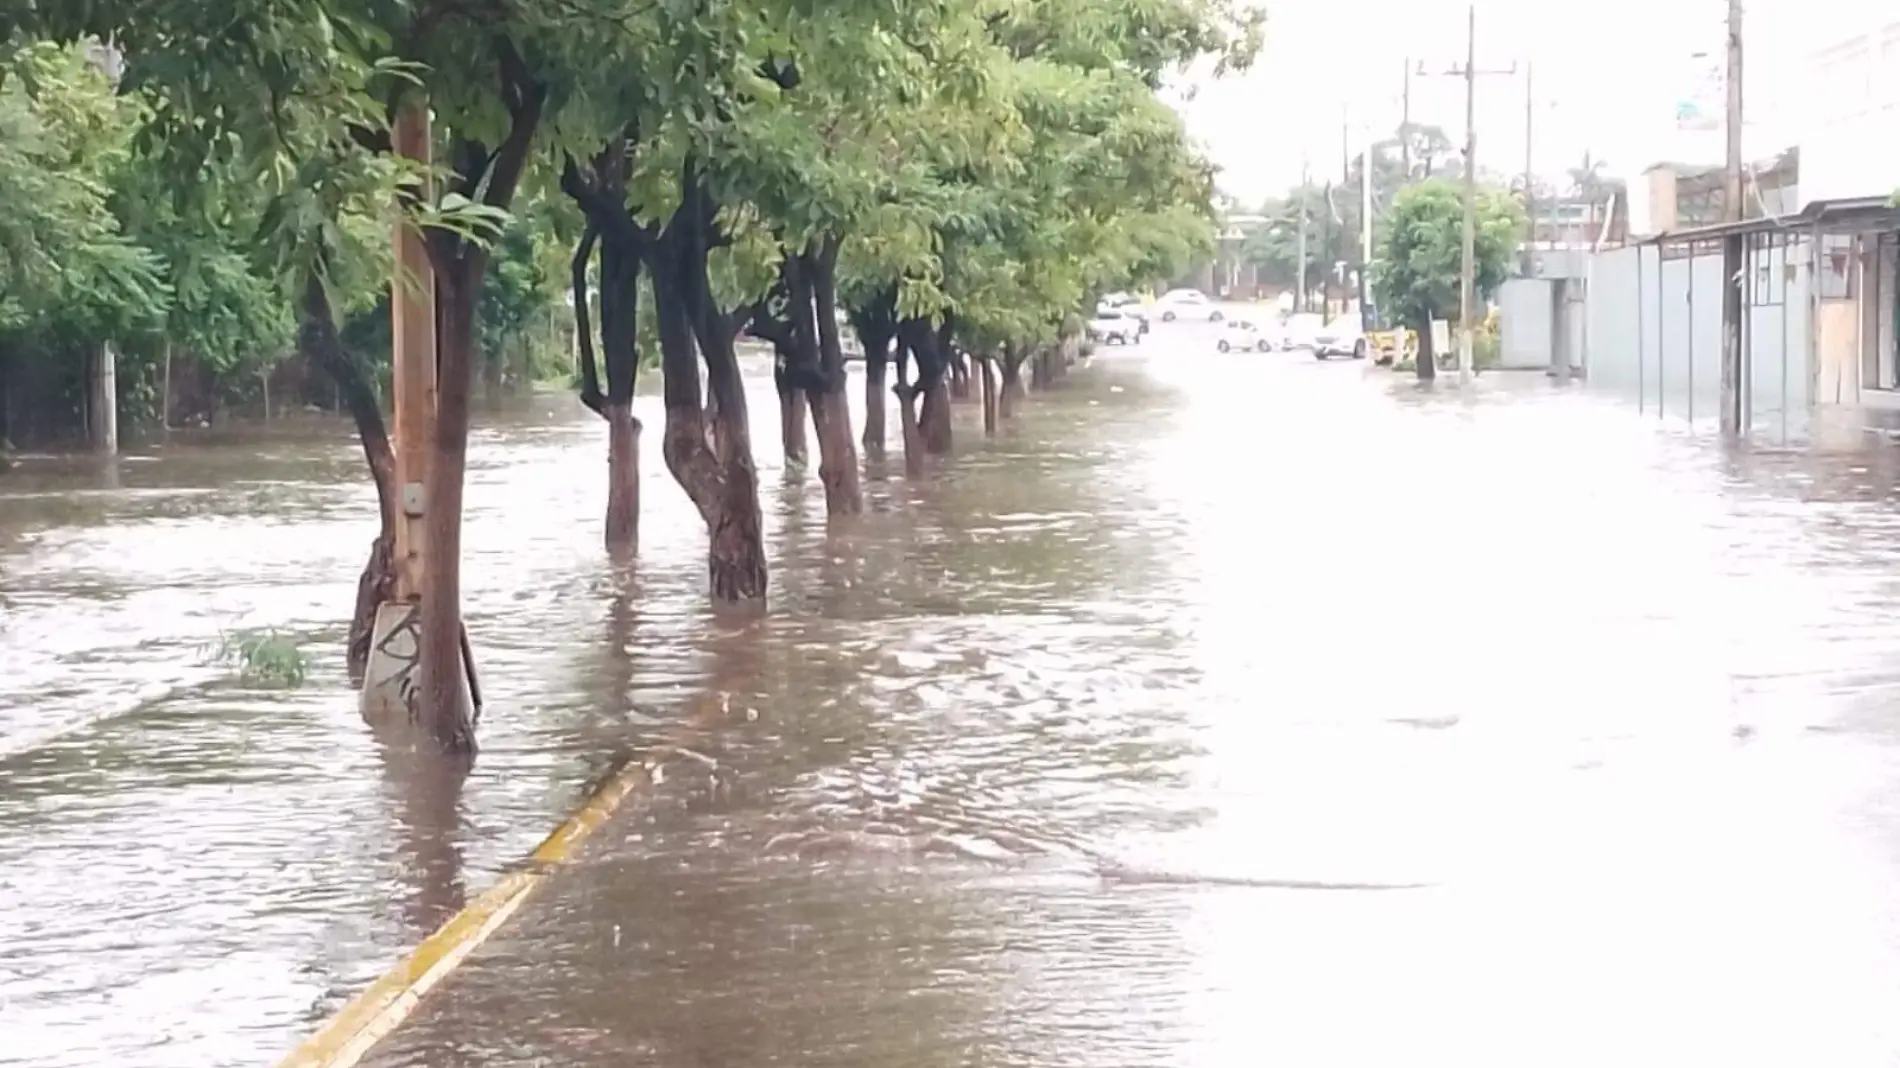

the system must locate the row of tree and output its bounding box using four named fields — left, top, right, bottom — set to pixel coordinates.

left=4, top=0, right=1259, bottom=751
